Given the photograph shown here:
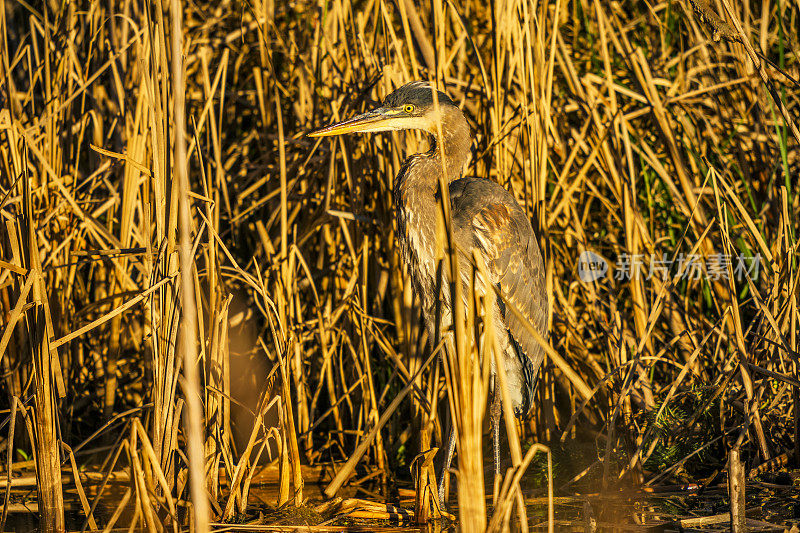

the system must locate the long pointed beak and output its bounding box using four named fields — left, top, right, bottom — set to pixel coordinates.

left=308, top=108, right=395, bottom=137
